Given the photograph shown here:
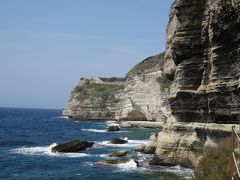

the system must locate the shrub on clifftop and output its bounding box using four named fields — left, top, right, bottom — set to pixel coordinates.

left=74, top=83, right=123, bottom=101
